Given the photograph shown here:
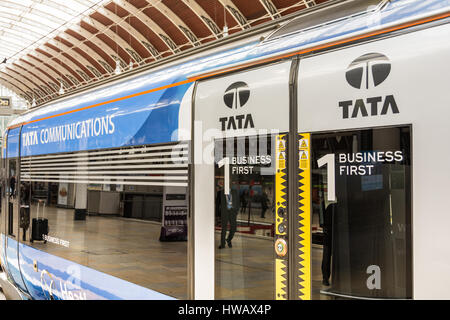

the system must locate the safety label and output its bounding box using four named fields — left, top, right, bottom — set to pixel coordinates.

left=277, top=151, right=286, bottom=169
left=299, top=139, right=308, bottom=150
left=278, top=139, right=286, bottom=151
left=299, top=150, right=308, bottom=169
